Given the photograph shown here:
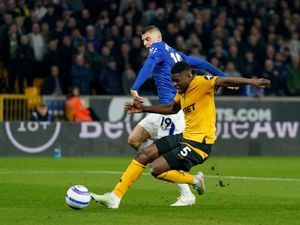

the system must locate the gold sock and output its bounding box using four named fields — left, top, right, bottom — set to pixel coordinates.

left=156, top=170, right=194, bottom=184
left=113, top=159, right=145, bottom=198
